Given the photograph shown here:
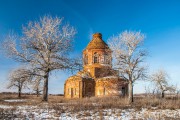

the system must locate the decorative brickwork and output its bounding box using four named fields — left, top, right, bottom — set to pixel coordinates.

left=64, top=33, right=128, bottom=98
